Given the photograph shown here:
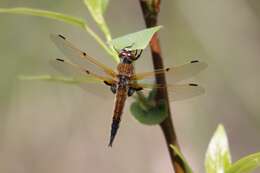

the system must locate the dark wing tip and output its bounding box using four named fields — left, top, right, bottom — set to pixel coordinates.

left=189, top=83, right=198, bottom=86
